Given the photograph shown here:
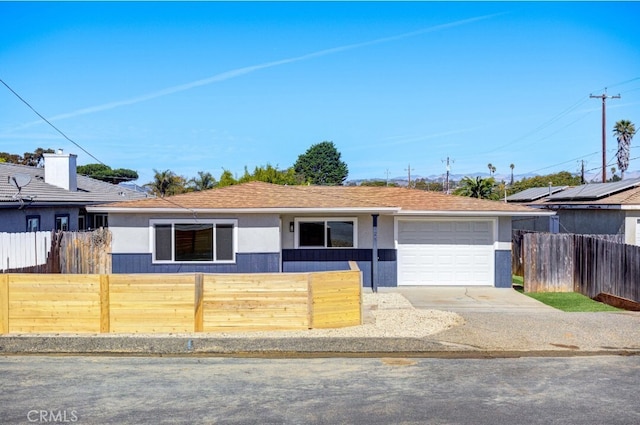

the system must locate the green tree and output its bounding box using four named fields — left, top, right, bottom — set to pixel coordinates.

left=187, top=171, right=217, bottom=191
left=217, top=169, right=237, bottom=188
left=145, top=169, right=186, bottom=197
left=509, top=163, right=515, bottom=186
left=454, top=176, right=496, bottom=199
left=294, top=141, right=348, bottom=185
left=508, top=171, right=581, bottom=195
left=77, top=163, right=138, bottom=184
left=0, top=147, right=54, bottom=167
left=613, top=119, right=636, bottom=179
left=237, top=164, right=301, bottom=185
